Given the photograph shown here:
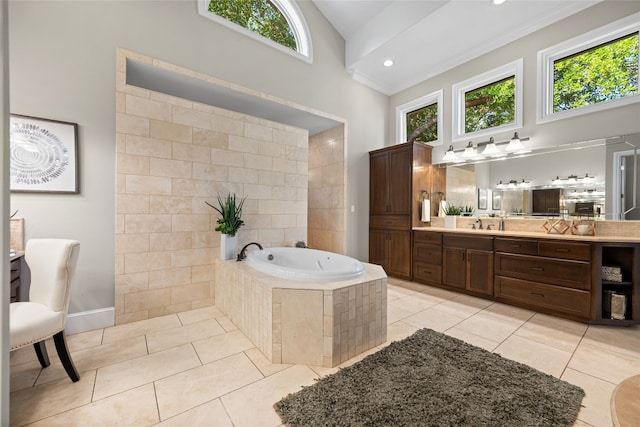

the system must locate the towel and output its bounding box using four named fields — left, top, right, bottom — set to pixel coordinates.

left=439, top=200, right=447, bottom=217
left=421, top=199, right=431, bottom=222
